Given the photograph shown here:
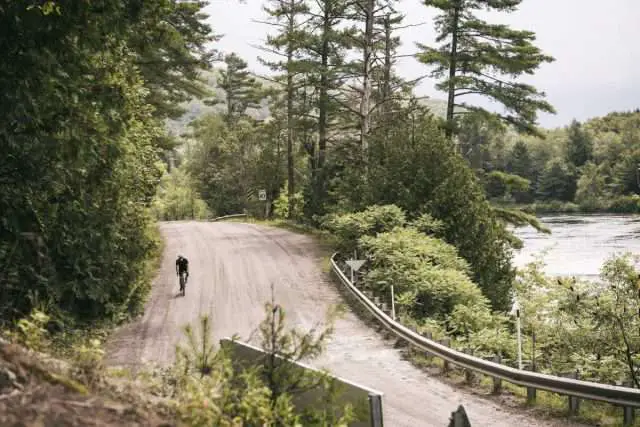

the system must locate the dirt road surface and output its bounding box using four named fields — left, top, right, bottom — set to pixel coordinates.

left=106, top=221, right=582, bottom=427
